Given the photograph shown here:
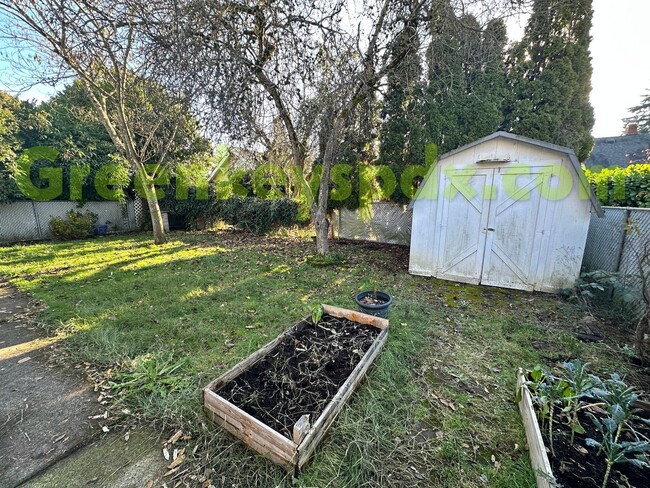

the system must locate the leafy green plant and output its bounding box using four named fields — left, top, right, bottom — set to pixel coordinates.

left=110, top=353, right=189, bottom=400
left=586, top=413, right=650, bottom=488
left=563, top=271, right=639, bottom=325
left=48, top=210, right=98, bottom=240
left=359, top=277, right=379, bottom=296
left=590, top=373, right=647, bottom=443
left=527, top=366, right=573, bottom=457
left=575, top=271, right=619, bottom=299
left=311, top=304, right=324, bottom=325
left=560, top=360, right=596, bottom=445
